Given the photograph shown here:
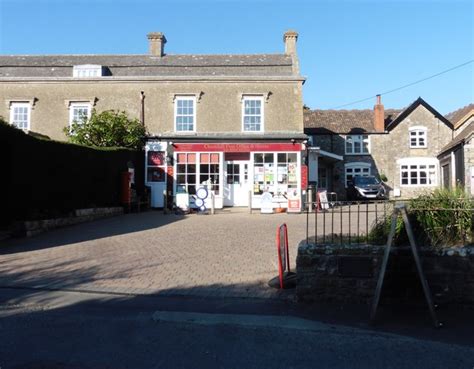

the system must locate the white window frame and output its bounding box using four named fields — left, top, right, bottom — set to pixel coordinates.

left=9, top=102, right=31, bottom=130
left=409, top=126, right=427, bottom=148
left=344, top=162, right=371, bottom=187
left=174, top=95, right=196, bottom=132
left=242, top=95, right=264, bottom=133
left=398, top=157, right=438, bottom=187
left=73, top=65, right=102, bottom=78
left=69, top=102, right=92, bottom=127
left=345, top=135, right=370, bottom=155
